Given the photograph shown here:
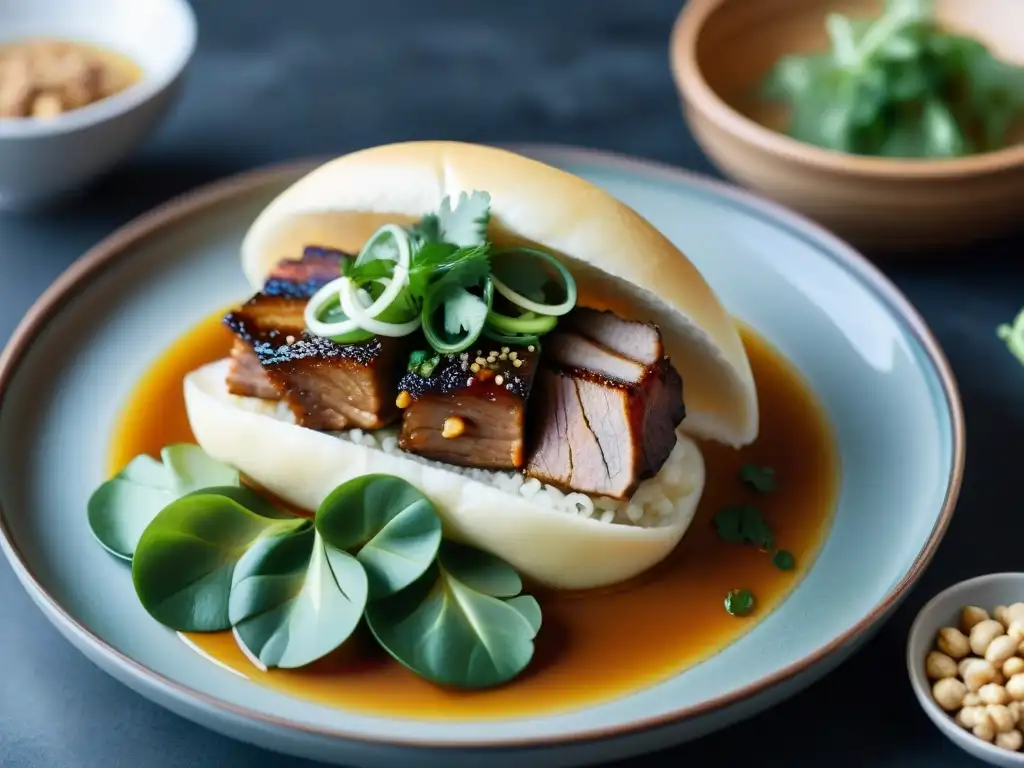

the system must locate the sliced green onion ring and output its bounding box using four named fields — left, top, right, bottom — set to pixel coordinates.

left=490, top=247, right=577, bottom=316
left=339, top=276, right=422, bottom=337
left=356, top=224, right=412, bottom=271
left=304, top=276, right=361, bottom=338
left=422, top=278, right=494, bottom=355
left=481, top=327, right=540, bottom=349
left=485, top=309, right=558, bottom=337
